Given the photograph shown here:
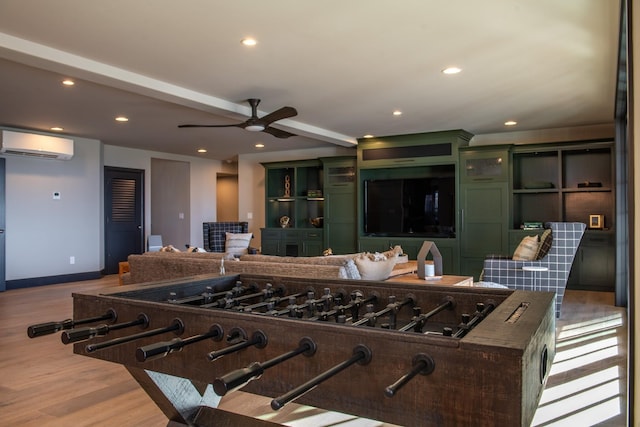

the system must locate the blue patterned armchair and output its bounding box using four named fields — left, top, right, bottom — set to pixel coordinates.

left=482, top=222, right=586, bottom=318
